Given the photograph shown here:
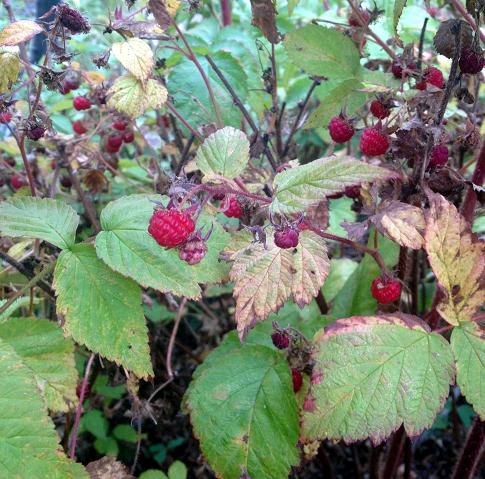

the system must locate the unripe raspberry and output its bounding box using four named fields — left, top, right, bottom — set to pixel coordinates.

left=122, top=131, right=134, bottom=143
left=328, top=115, right=354, bottom=143
left=10, top=174, right=27, bottom=190
left=107, top=134, right=123, bottom=149
left=370, top=100, right=390, bottom=119
left=148, top=208, right=195, bottom=248
left=291, top=368, right=303, bottom=393
left=178, top=239, right=208, bottom=265
left=73, top=96, right=91, bottom=111
left=429, top=145, right=448, bottom=168
left=371, top=276, right=401, bottom=304
left=274, top=227, right=299, bottom=249
left=359, top=127, right=390, bottom=156
left=59, top=5, right=91, bottom=34
left=0, top=111, right=12, bottom=123
left=271, top=331, right=290, bottom=349
left=223, top=196, right=243, bottom=218
left=416, top=67, right=445, bottom=90
left=459, top=48, right=485, bottom=74
left=72, top=120, right=87, bottom=135
left=113, top=120, right=127, bottom=131
left=26, top=124, right=46, bottom=141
